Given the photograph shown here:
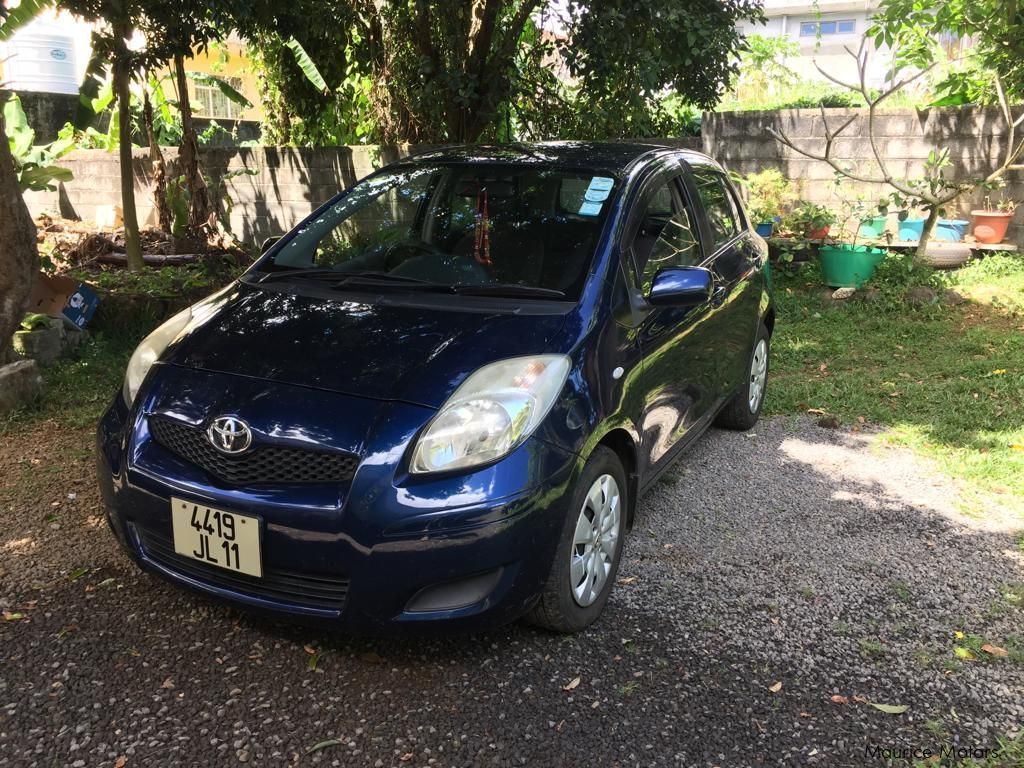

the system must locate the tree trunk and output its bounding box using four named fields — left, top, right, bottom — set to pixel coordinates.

left=914, top=205, right=942, bottom=261
left=174, top=54, right=212, bottom=236
left=113, top=36, right=144, bottom=272
left=0, top=114, right=40, bottom=365
left=143, top=87, right=172, bottom=234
